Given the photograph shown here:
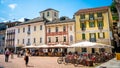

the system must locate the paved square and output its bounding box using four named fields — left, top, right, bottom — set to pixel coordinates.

left=0, top=55, right=92, bottom=68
